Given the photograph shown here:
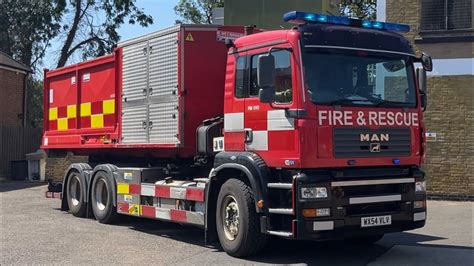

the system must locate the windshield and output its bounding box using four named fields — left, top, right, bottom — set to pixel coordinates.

left=303, top=49, right=417, bottom=107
